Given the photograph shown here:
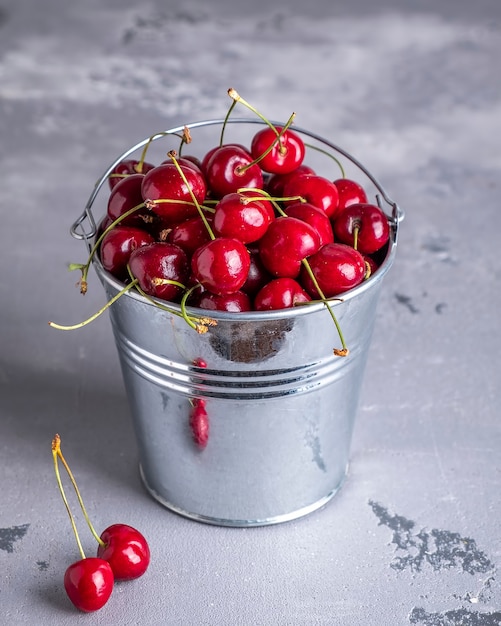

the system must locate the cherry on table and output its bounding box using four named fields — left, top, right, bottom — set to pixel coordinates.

left=97, top=524, right=150, bottom=581
left=64, top=557, right=114, bottom=613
